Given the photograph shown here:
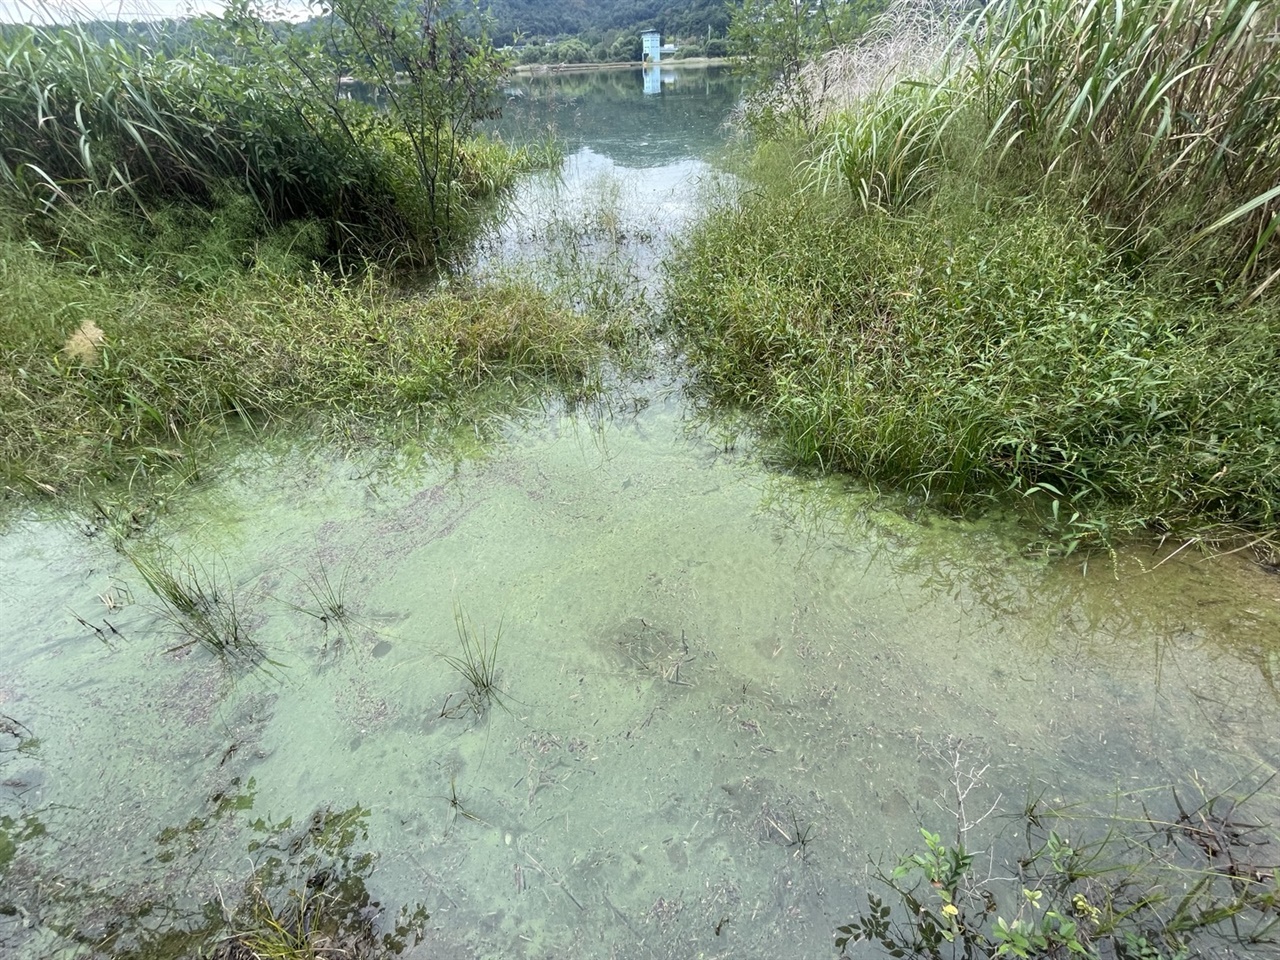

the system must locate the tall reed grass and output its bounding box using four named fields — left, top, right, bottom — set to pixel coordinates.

left=0, top=0, right=521, bottom=262
left=809, top=0, right=1280, bottom=296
